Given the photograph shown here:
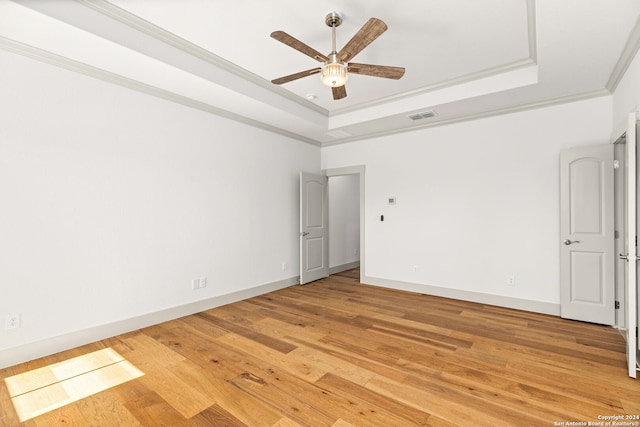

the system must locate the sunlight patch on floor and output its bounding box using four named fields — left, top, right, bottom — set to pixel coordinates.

left=4, top=347, right=144, bottom=422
